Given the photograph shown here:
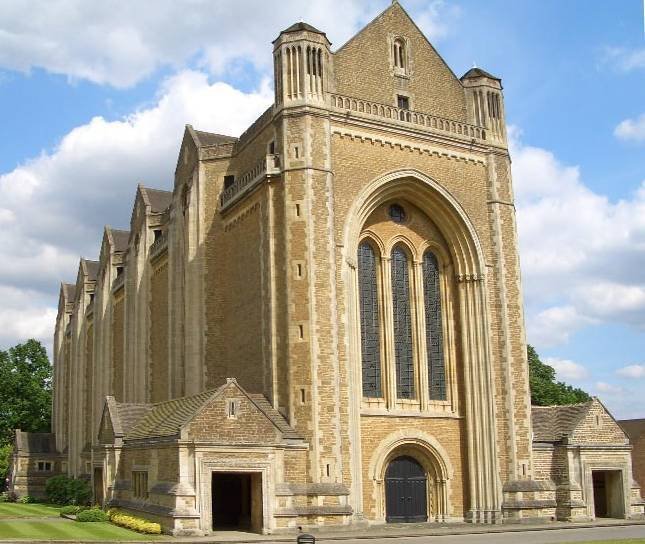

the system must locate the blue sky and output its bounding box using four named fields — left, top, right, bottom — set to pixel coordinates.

left=0, top=0, right=643, bottom=418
